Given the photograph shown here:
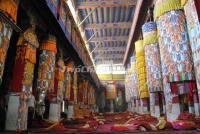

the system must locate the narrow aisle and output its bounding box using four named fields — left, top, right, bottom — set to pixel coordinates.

left=0, top=0, right=199, bottom=133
